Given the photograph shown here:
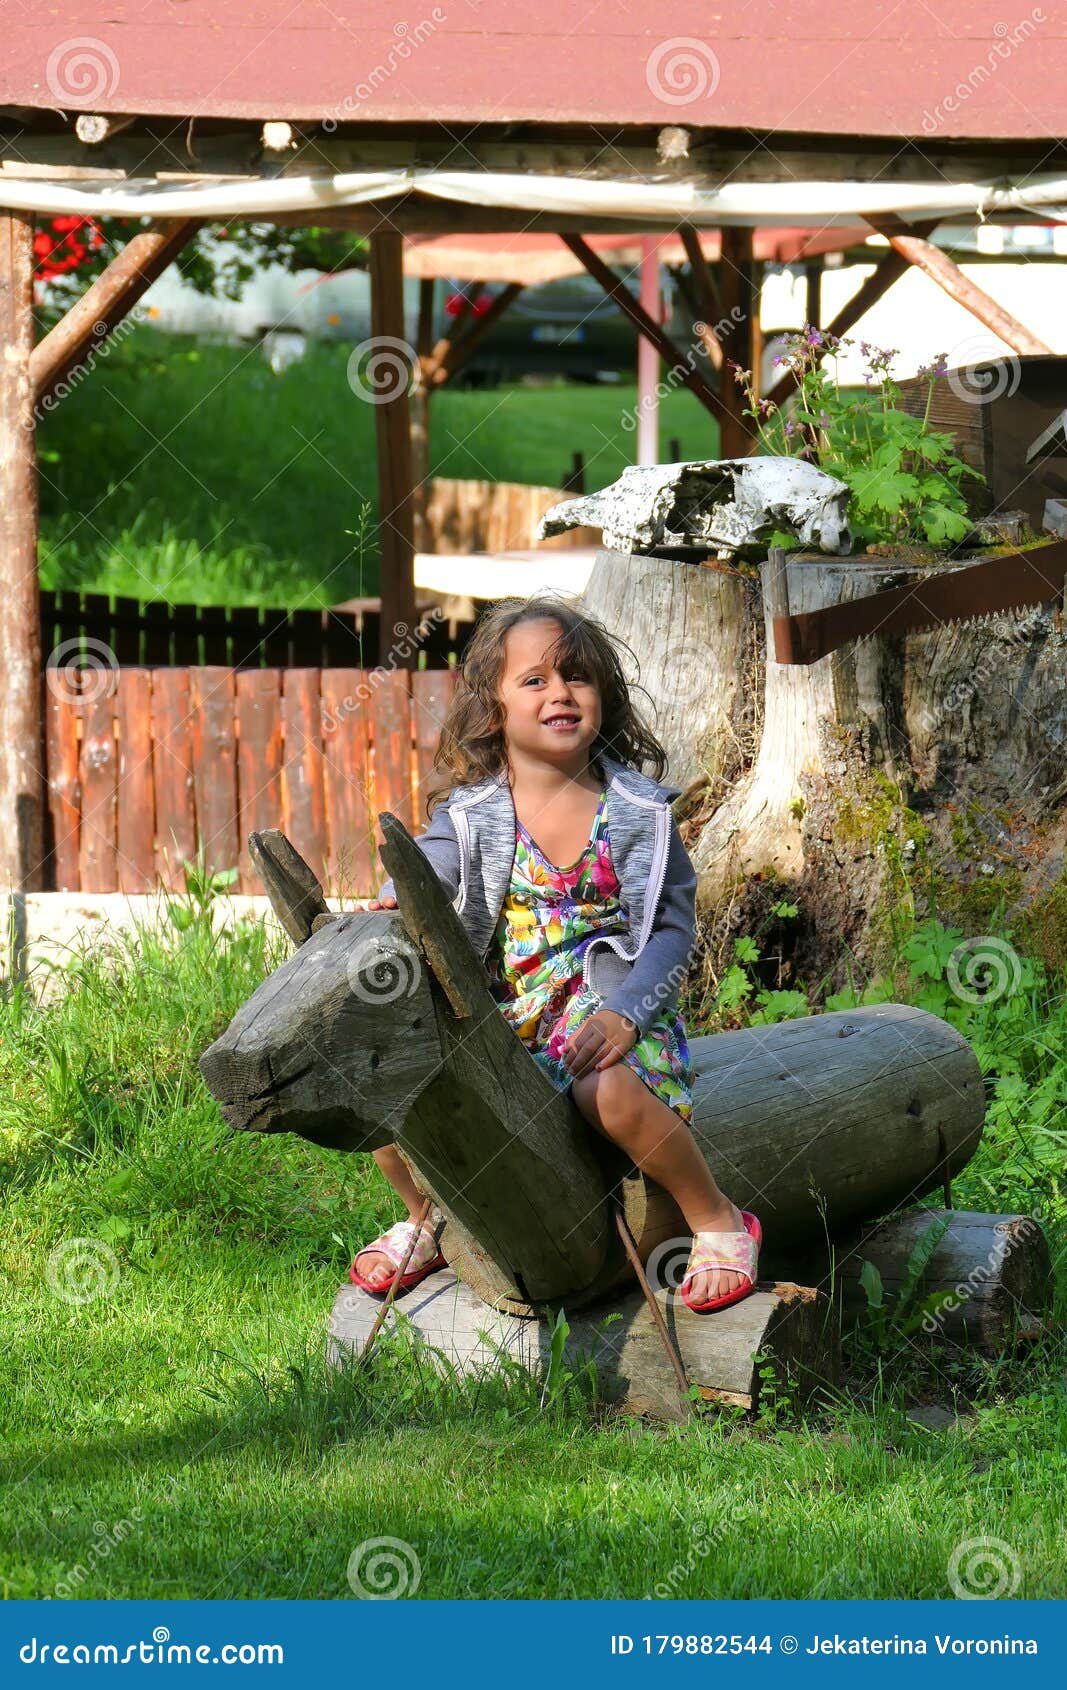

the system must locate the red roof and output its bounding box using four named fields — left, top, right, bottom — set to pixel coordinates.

left=2, top=1, right=1065, bottom=140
